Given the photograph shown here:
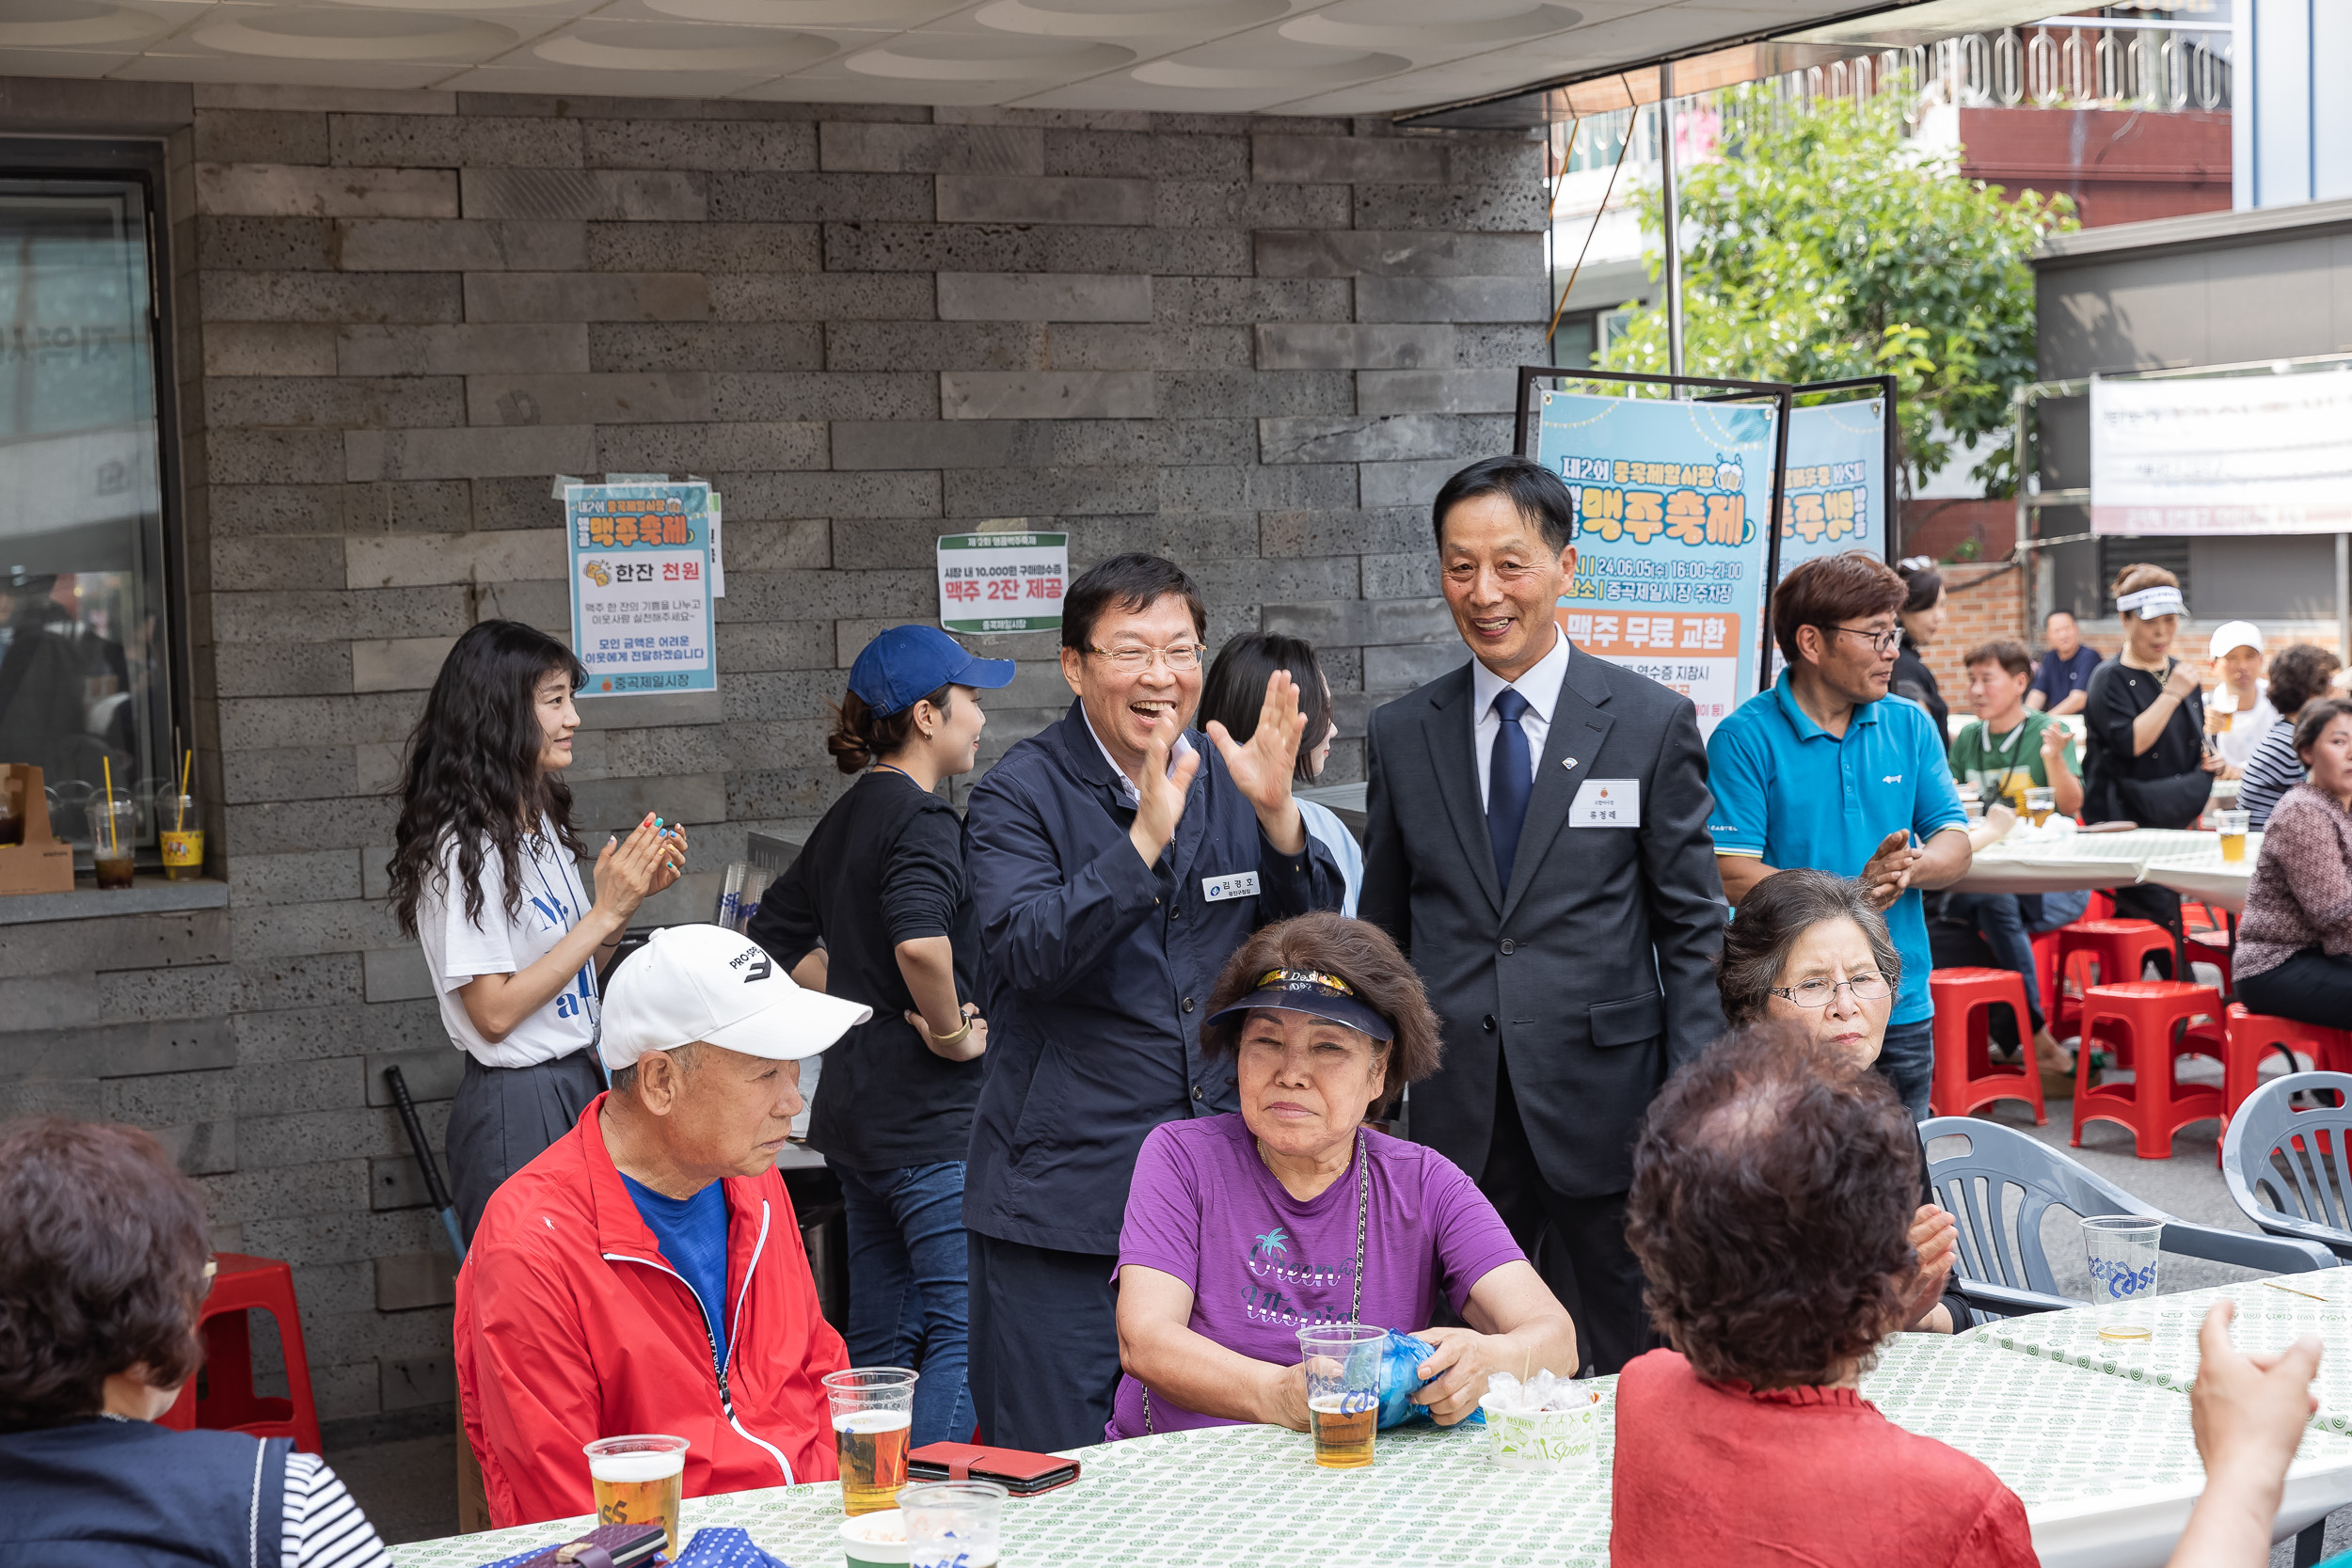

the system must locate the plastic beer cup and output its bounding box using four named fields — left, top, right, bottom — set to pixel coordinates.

left=583, top=1433, right=689, bottom=1557
left=827, top=1367, right=917, bottom=1515
left=2217, top=809, right=2249, bottom=863
left=901, top=1481, right=1005, bottom=1568
left=2026, top=786, right=2055, bottom=827
left=2082, top=1215, right=2163, bottom=1303
left=1296, top=1323, right=1383, bottom=1469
